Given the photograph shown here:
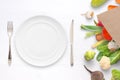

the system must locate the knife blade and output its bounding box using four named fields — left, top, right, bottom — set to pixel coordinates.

left=70, top=19, right=74, bottom=67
